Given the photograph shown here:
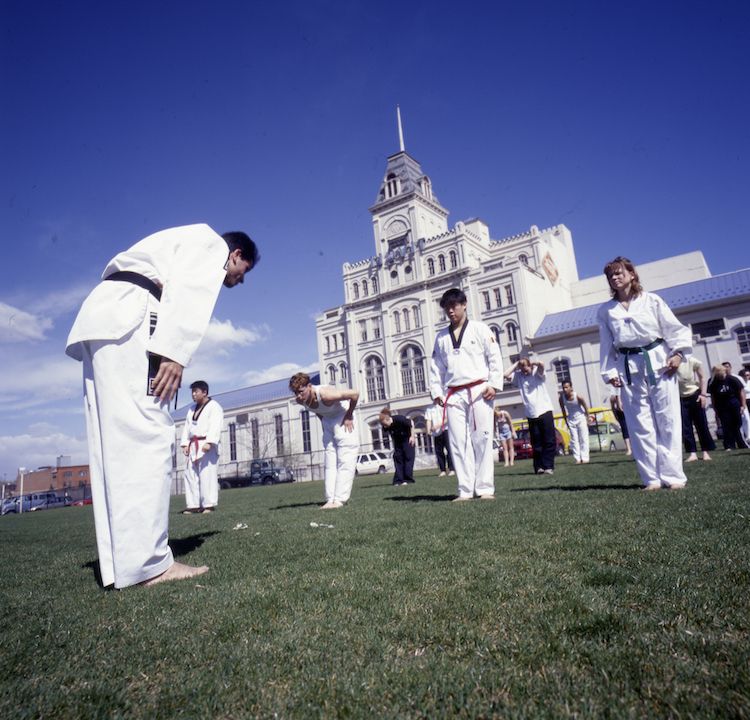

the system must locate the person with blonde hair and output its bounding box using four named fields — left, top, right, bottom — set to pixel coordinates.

left=494, top=407, right=516, bottom=467
left=598, top=256, right=692, bottom=490
left=289, top=372, right=359, bottom=508
left=559, top=381, right=591, bottom=464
